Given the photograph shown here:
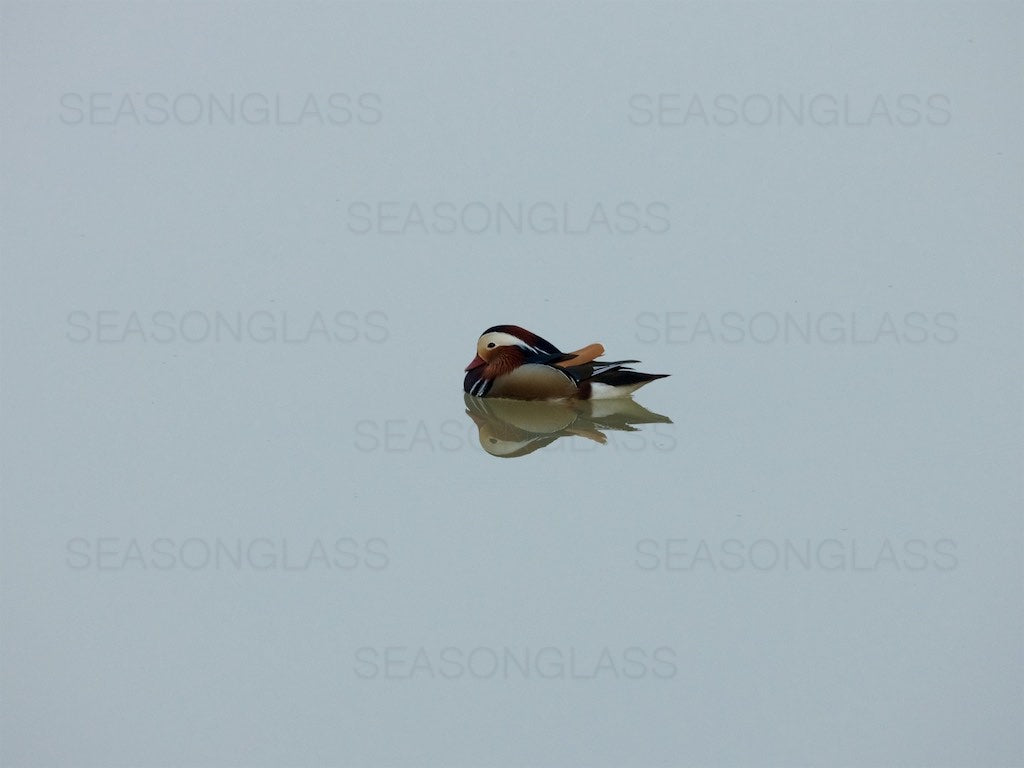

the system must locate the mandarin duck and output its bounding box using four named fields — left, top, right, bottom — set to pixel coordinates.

left=463, top=325, right=668, bottom=400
